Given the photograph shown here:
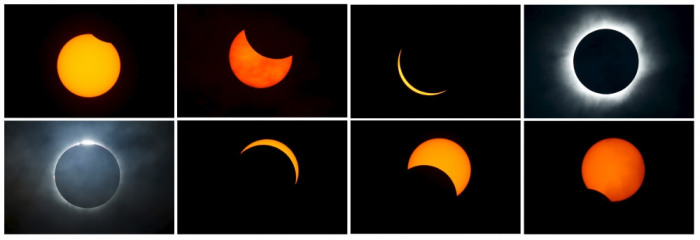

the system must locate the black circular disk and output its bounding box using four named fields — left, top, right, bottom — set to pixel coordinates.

left=55, top=143, right=120, bottom=208
left=573, top=29, right=639, bottom=94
